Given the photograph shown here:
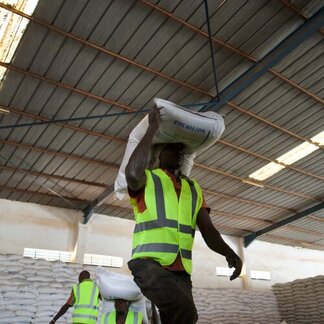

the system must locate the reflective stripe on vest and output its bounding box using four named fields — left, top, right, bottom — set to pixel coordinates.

left=101, top=310, right=143, bottom=324
left=132, top=243, right=192, bottom=259
left=73, top=314, right=98, bottom=320
left=72, top=280, right=99, bottom=324
left=133, top=171, right=197, bottom=236
left=131, top=169, right=202, bottom=274
left=74, top=304, right=99, bottom=310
